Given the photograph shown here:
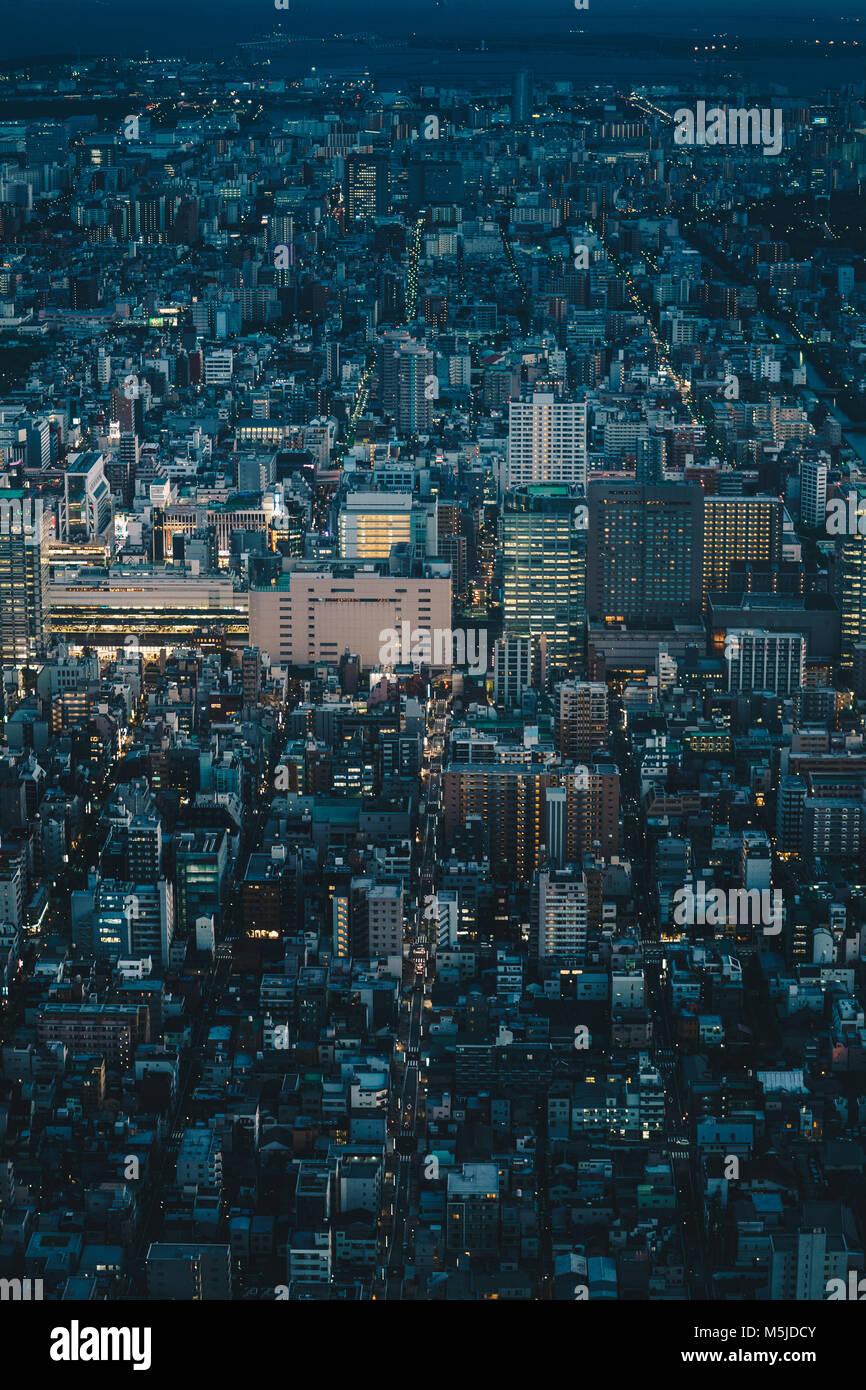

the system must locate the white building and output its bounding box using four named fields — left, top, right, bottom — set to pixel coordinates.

left=726, top=629, right=805, bottom=696
left=506, top=393, right=587, bottom=489
left=536, top=867, right=588, bottom=960
left=800, top=456, right=828, bottom=530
